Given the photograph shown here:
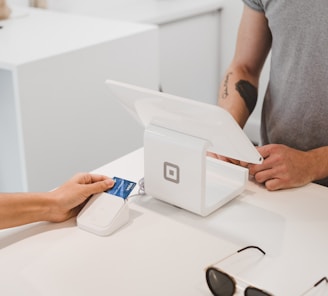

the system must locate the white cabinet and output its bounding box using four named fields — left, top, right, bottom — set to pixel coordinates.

left=46, top=0, right=224, bottom=104
left=0, top=7, right=159, bottom=192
